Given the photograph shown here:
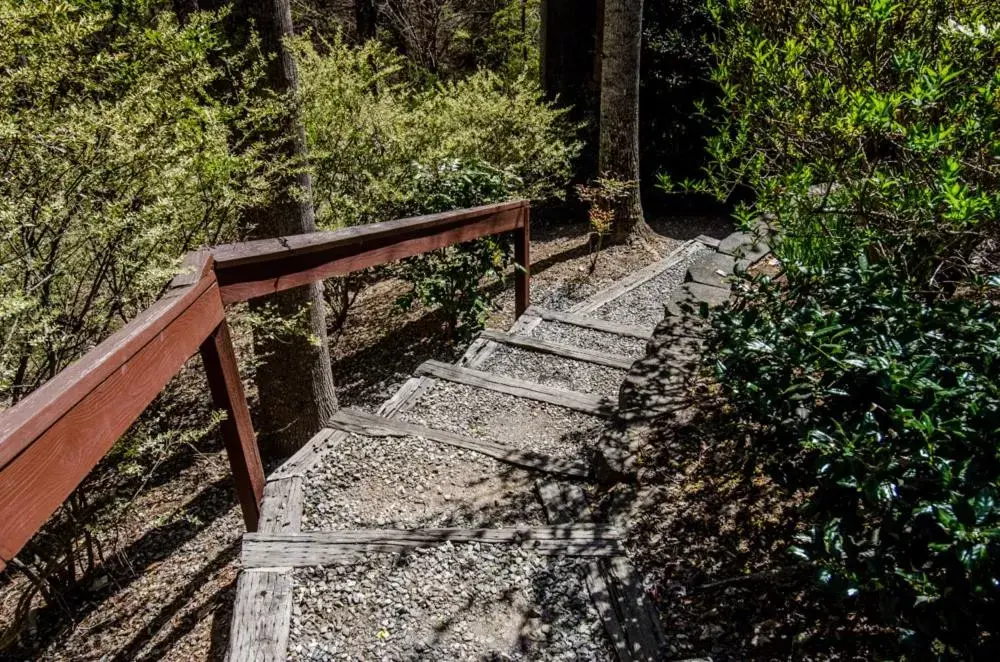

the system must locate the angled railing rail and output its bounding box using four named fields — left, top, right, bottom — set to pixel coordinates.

left=0, top=200, right=530, bottom=572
